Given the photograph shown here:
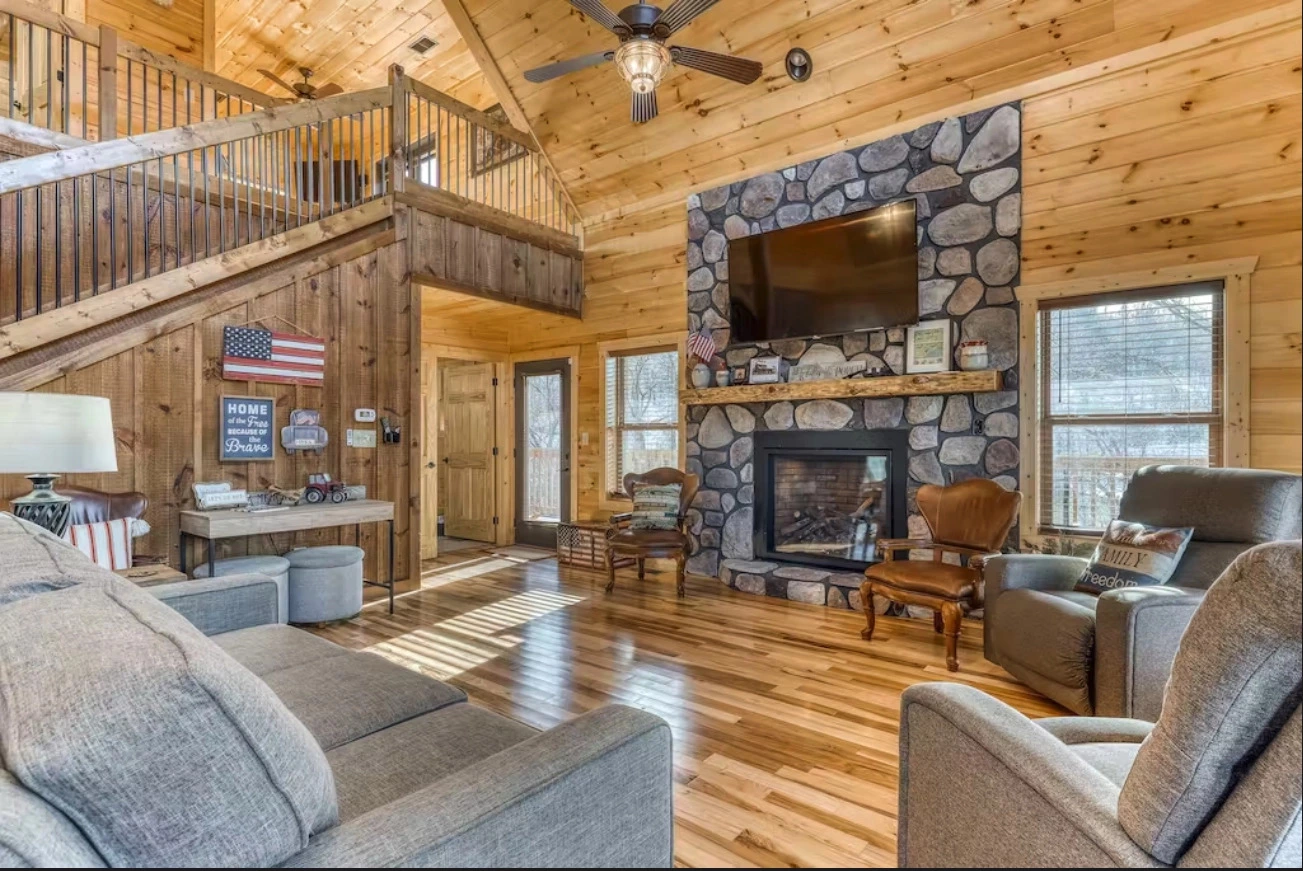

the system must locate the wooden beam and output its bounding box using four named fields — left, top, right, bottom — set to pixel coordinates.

left=0, top=197, right=394, bottom=360
left=406, top=76, right=536, bottom=153
left=0, top=118, right=89, bottom=153
left=0, top=88, right=390, bottom=192
left=0, top=226, right=398, bottom=391
left=390, top=65, right=408, bottom=194
left=440, top=0, right=582, bottom=230
left=97, top=24, right=117, bottom=140
left=397, top=184, right=581, bottom=258
left=412, top=272, right=583, bottom=320
left=680, top=371, right=1004, bottom=406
